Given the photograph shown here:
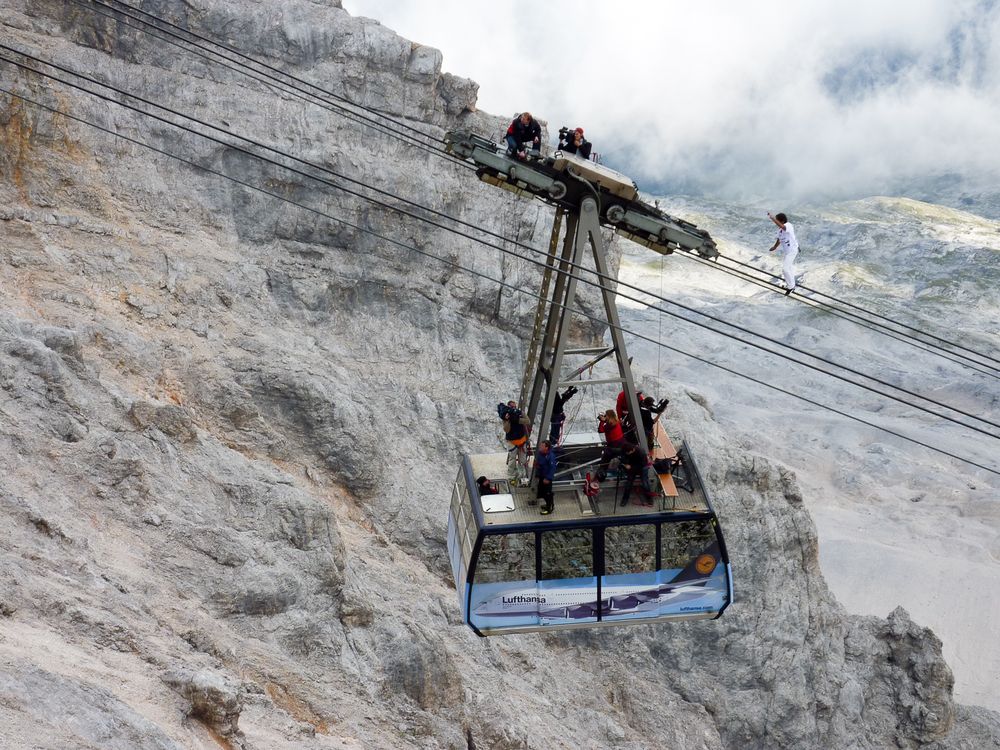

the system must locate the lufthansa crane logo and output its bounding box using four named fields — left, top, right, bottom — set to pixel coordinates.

left=695, top=554, right=717, bottom=575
